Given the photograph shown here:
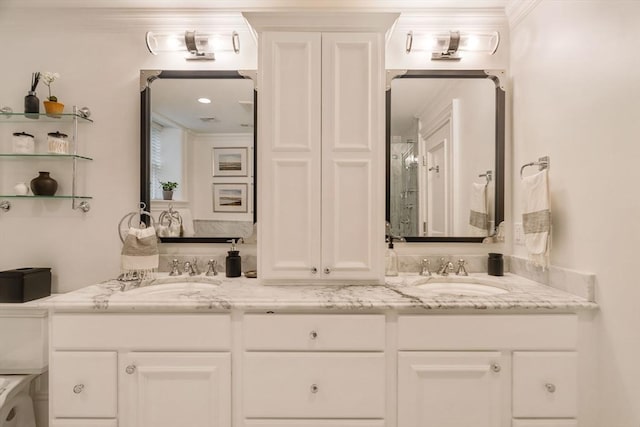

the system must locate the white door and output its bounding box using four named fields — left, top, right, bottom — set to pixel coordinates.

left=120, top=352, right=231, bottom=427
left=321, top=32, right=384, bottom=281
left=398, top=351, right=508, bottom=427
left=258, top=32, right=322, bottom=280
